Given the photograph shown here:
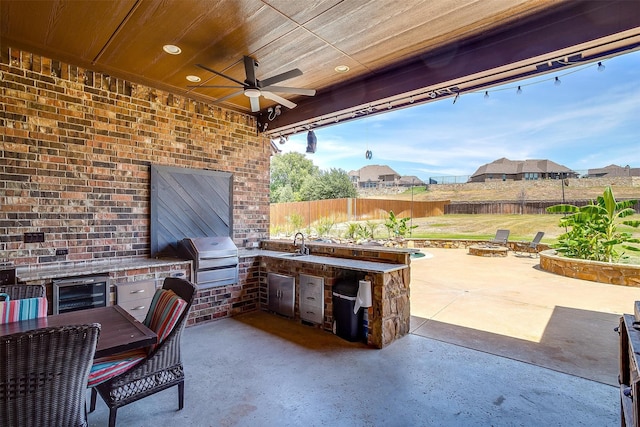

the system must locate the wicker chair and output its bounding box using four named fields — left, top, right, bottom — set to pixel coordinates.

left=90, top=277, right=196, bottom=427
left=0, top=324, right=100, bottom=427
left=0, top=284, right=48, bottom=324
left=0, top=284, right=46, bottom=299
